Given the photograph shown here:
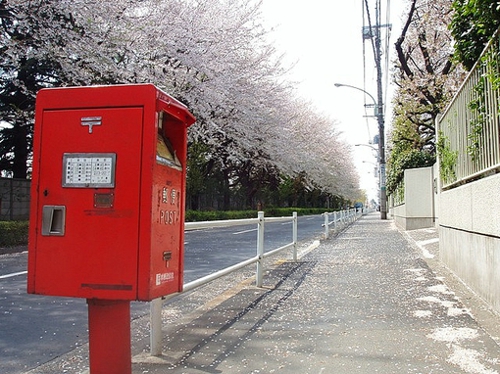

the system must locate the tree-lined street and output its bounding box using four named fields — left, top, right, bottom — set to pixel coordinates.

left=2, top=0, right=500, bottom=373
